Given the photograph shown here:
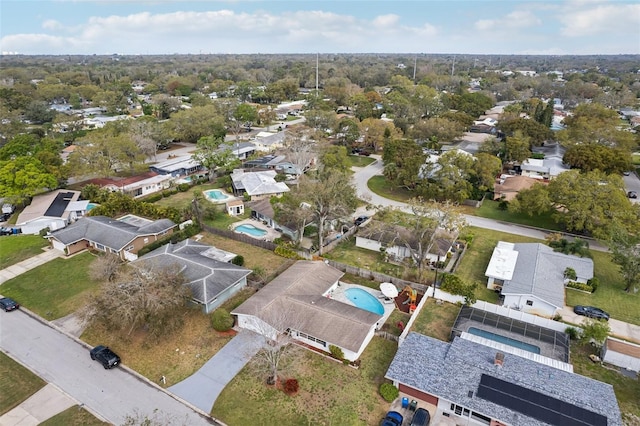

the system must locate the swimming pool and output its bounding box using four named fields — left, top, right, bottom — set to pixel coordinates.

left=87, top=203, right=98, bottom=211
left=204, top=189, right=229, bottom=201
left=468, top=327, right=541, bottom=354
left=234, top=224, right=267, bottom=237
left=344, top=288, right=385, bottom=315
